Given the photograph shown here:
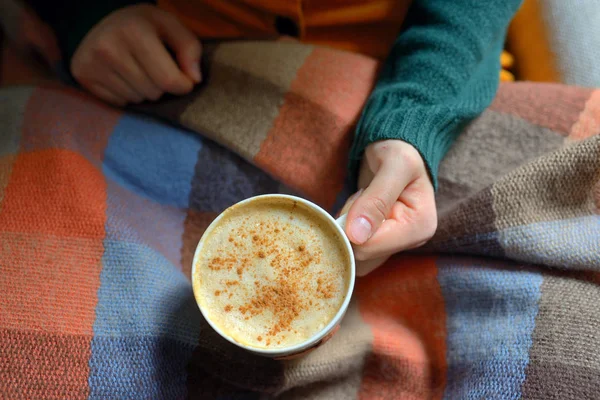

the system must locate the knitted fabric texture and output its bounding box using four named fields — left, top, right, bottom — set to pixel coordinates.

left=1, top=39, right=600, bottom=399
left=11, top=0, right=522, bottom=187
